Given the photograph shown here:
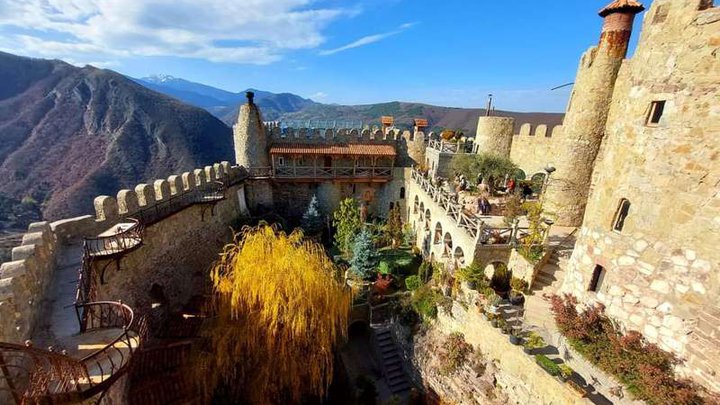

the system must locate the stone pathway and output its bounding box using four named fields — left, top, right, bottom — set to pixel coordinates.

left=373, top=326, right=412, bottom=395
